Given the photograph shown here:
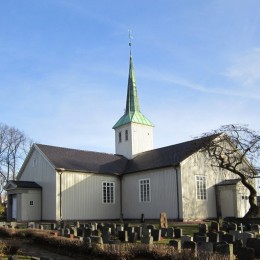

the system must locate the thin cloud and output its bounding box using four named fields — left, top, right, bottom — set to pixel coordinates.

left=225, top=48, right=260, bottom=88
left=140, top=69, right=260, bottom=100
